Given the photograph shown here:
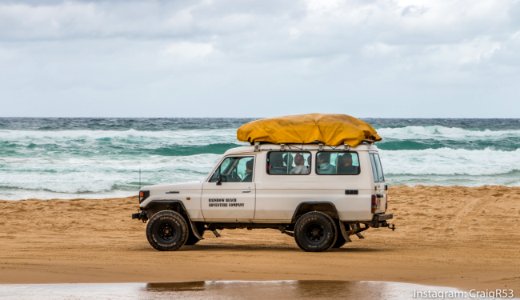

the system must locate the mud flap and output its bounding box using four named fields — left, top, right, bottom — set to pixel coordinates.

left=188, top=219, right=204, bottom=240
left=338, top=221, right=352, bottom=243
